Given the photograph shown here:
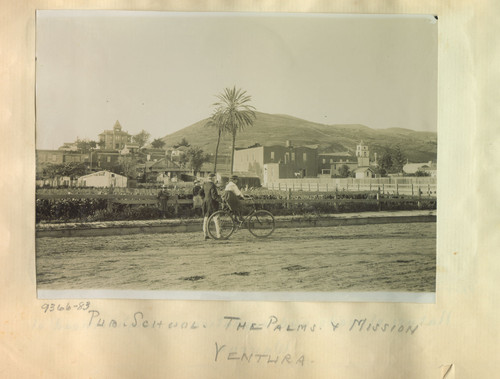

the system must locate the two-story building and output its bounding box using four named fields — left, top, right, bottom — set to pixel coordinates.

left=36, top=150, right=90, bottom=177
left=318, top=152, right=358, bottom=177
left=91, top=150, right=120, bottom=170
left=233, top=141, right=318, bottom=184
left=98, top=120, right=132, bottom=150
